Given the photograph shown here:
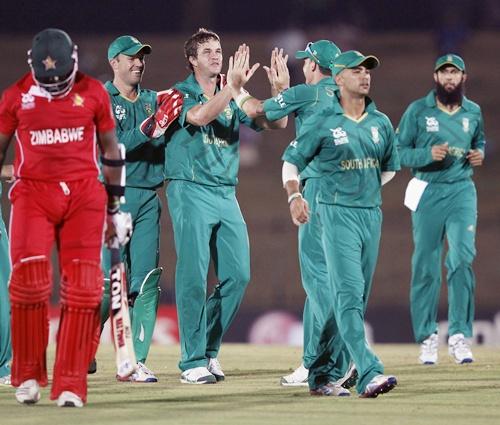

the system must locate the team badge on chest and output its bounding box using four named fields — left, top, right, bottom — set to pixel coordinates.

left=425, top=116, right=439, bottom=132
left=371, top=126, right=380, bottom=143
left=462, top=117, right=469, bottom=133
